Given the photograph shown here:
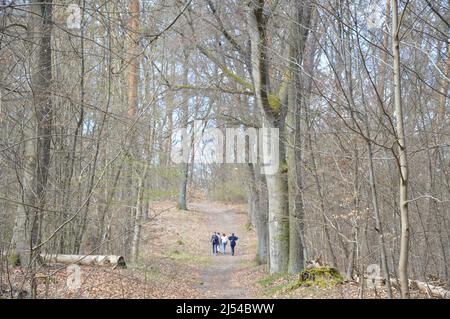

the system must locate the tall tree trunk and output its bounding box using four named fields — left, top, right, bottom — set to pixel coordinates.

left=10, top=0, right=53, bottom=298
left=286, top=75, right=306, bottom=273
left=363, top=111, right=393, bottom=298
left=131, top=165, right=148, bottom=263
left=265, top=167, right=289, bottom=273
left=436, top=41, right=449, bottom=127
left=165, top=85, right=174, bottom=167
left=127, top=0, right=140, bottom=119
left=248, top=164, right=269, bottom=264
left=368, top=0, right=393, bottom=298
left=124, top=0, right=141, bottom=256
left=287, top=0, right=313, bottom=274
left=177, top=52, right=190, bottom=211
left=392, top=0, right=410, bottom=299
left=246, top=1, right=289, bottom=273
left=345, top=141, right=360, bottom=280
